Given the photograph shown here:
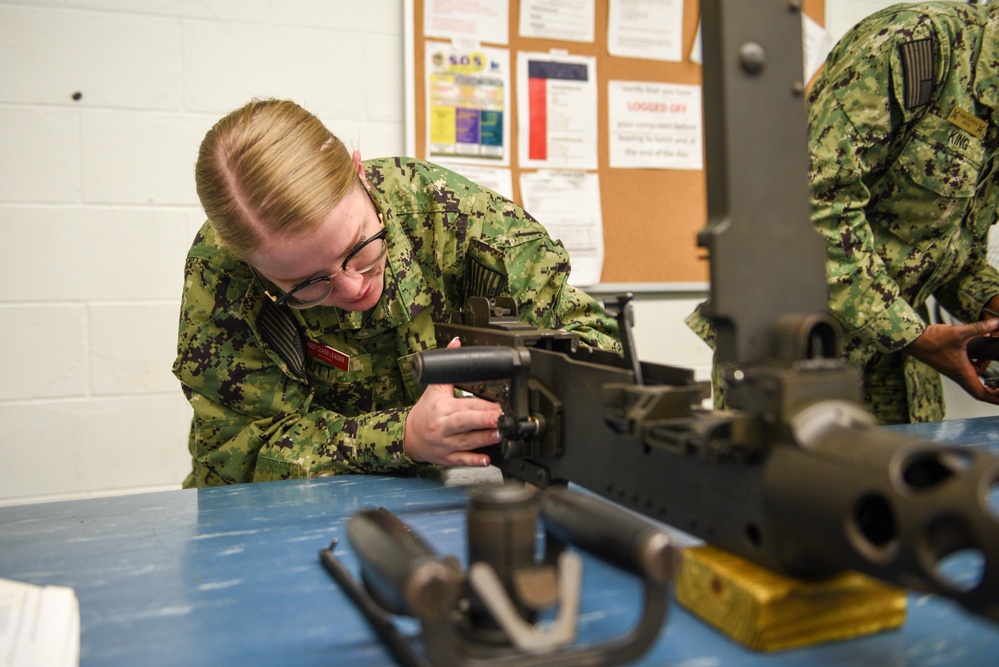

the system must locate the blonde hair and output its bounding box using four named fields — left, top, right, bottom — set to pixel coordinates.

left=195, top=99, right=356, bottom=259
